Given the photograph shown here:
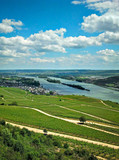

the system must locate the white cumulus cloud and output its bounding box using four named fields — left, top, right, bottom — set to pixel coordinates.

left=97, top=49, right=119, bottom=62
left=97, top=49, right=119, bottom=56
left=82, top=12, right=119, bottom=33
left=63, top=35, right=101, bottom=48
left=97, top=31, right=119, bottom=44
left=0, top=19, right=23, bottom=33
left=0, top=25, right=119, bottom=61
left=72, top=0, right=119, bottom=34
